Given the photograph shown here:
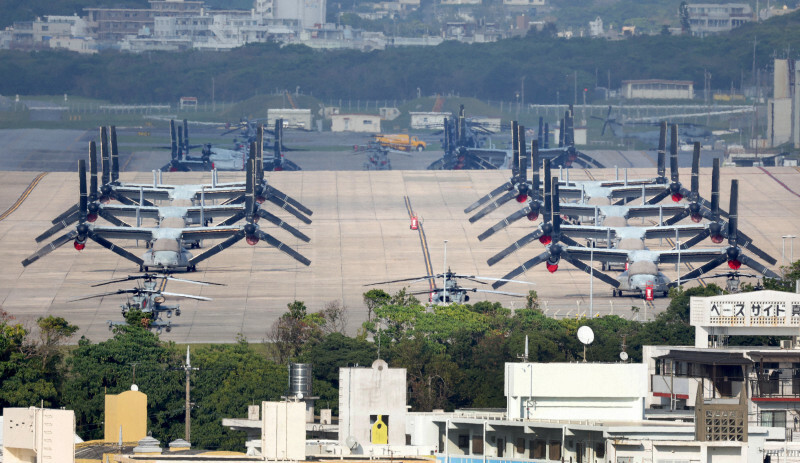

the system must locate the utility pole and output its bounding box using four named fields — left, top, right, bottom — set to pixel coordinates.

left=184, top=346, right=199, bottom=443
